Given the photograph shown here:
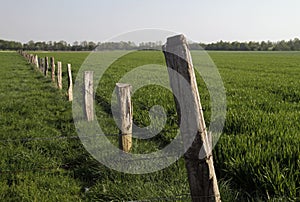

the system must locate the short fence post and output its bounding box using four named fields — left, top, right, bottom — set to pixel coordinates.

left=50, top=57, right=55, bottom=82
left=30, top=54, right=34, bottom=64
left=57, top=61, right=62, bottom=89
left=84, top=71, right=94, bottom=121
left=35, top=55, right=39, bottom=68
left=67, top=64, right=73, bottom=101
left=38, top=57, right=41, bottom=71
left=40, top=58, right=44, bottom=72
left=163, top=34, right=220, bottom=202
left=44, top=57, right=49, bottom=76
left=116, top=83, right=132, bottom=153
